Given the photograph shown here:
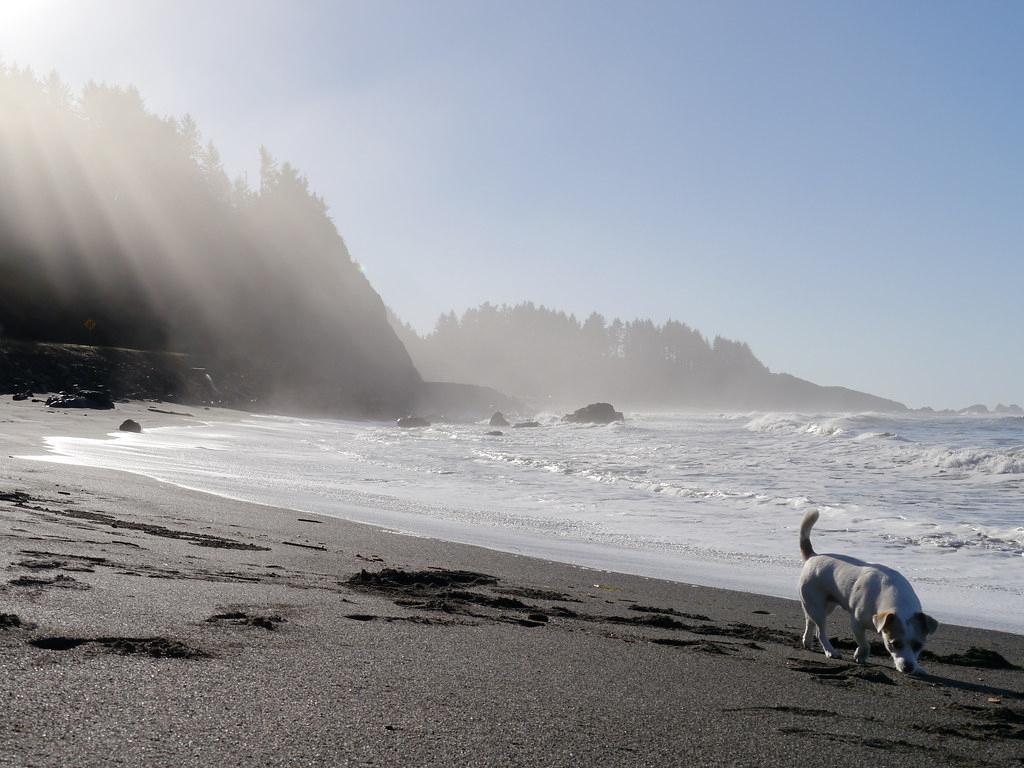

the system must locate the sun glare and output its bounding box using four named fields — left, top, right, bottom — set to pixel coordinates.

left=0, top=0, right=76, bottom=64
